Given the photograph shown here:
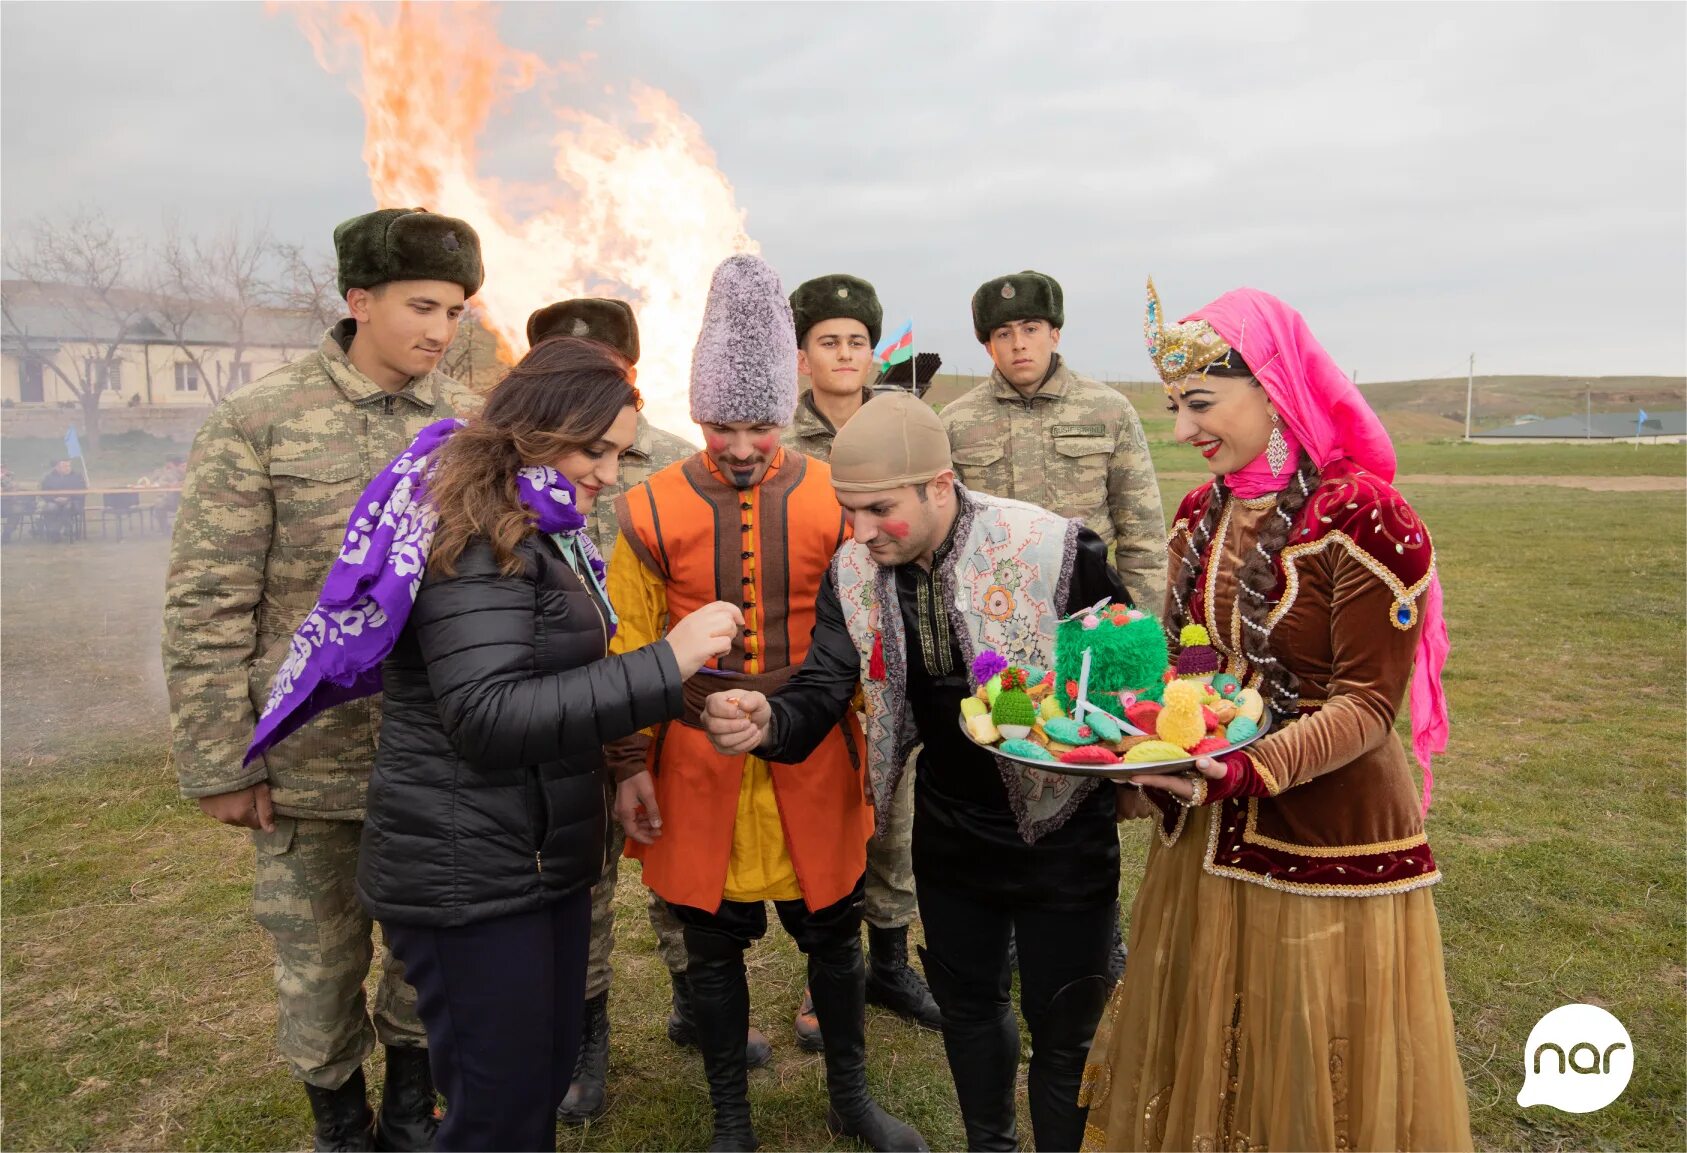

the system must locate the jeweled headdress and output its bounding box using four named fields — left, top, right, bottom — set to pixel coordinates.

left=1144, top=277, right=1233, bottom=390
